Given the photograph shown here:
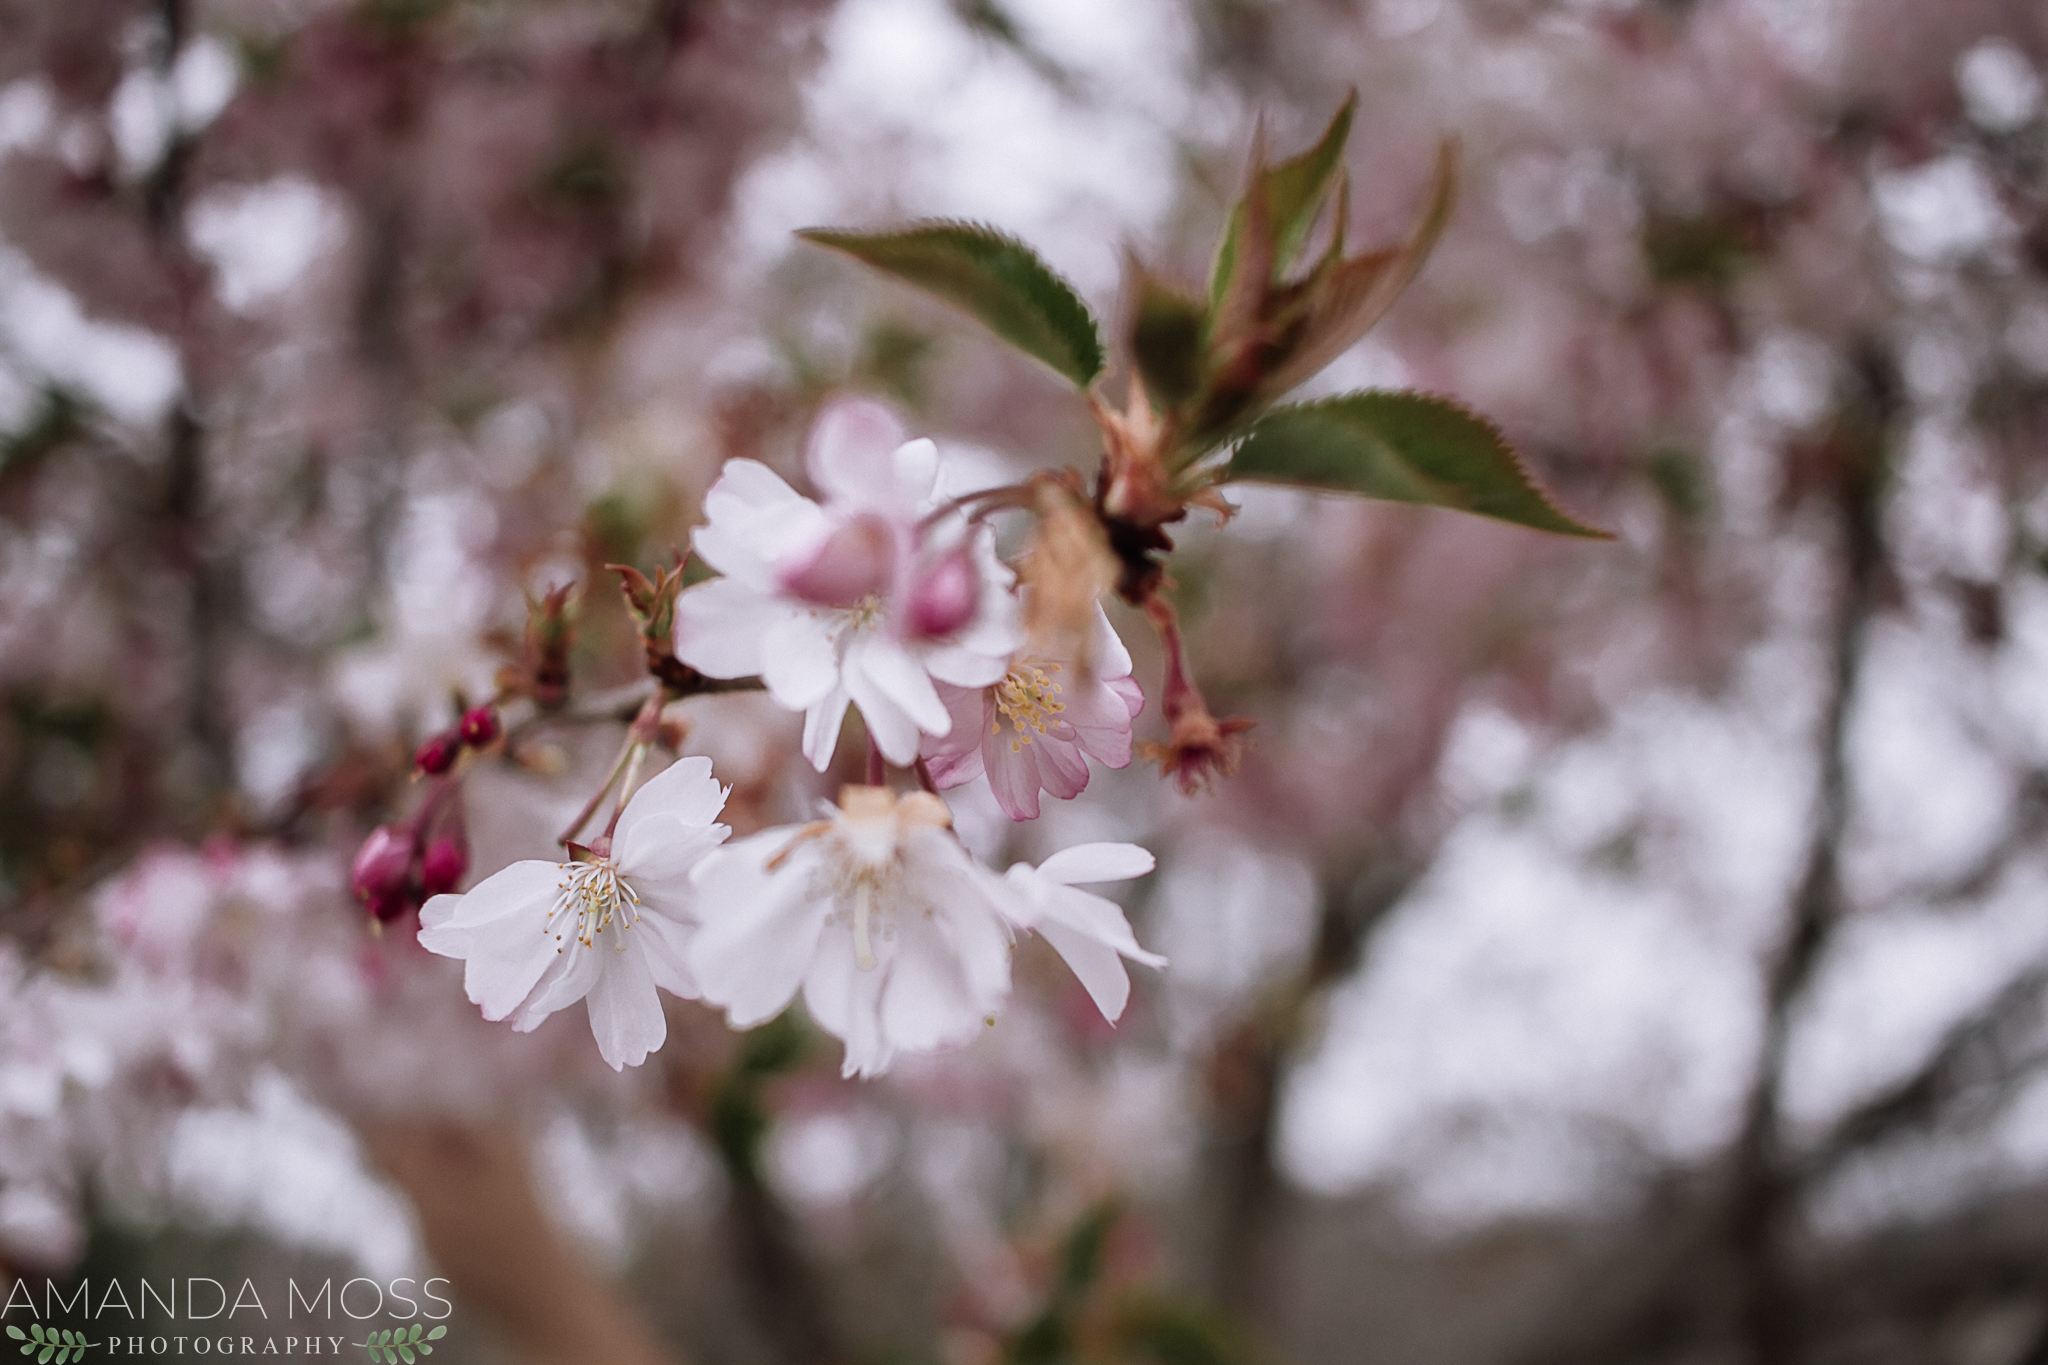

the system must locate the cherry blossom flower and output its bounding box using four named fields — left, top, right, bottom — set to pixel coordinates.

left=417, top=757, right=730, bottom=1070
left=688, top=786, right=1019, bottom=1078
left=688, top=787, right=1163, bottom=1077
left=673, top=398, right=1020, bottom=771
left=923, top=602, right=1145, bottom=820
